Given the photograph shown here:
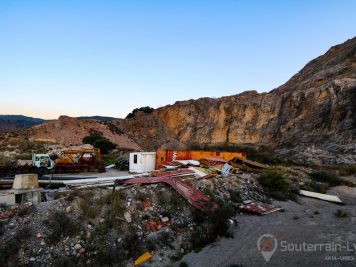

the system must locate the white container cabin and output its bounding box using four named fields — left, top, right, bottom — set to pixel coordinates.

left=129, top=152, right=156, bottom=173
